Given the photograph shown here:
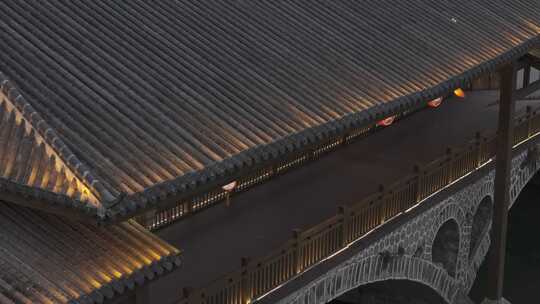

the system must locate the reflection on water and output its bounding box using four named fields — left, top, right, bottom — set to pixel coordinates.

left=470, top=183, right=540, bottom=303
